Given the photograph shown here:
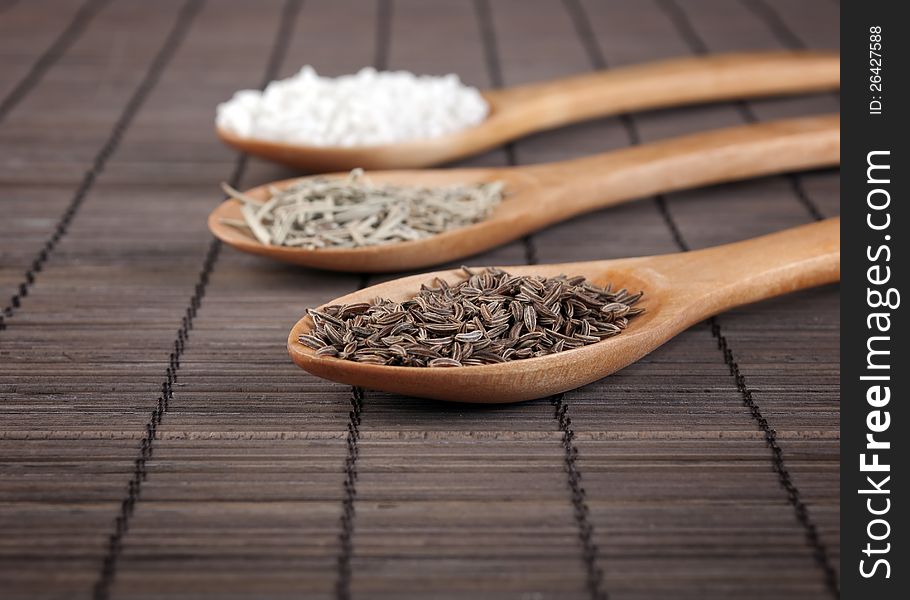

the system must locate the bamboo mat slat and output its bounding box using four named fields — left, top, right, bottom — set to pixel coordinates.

left=0, top=0, right=96, bottom=103
left=0, top=1, right=839, bottom=599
